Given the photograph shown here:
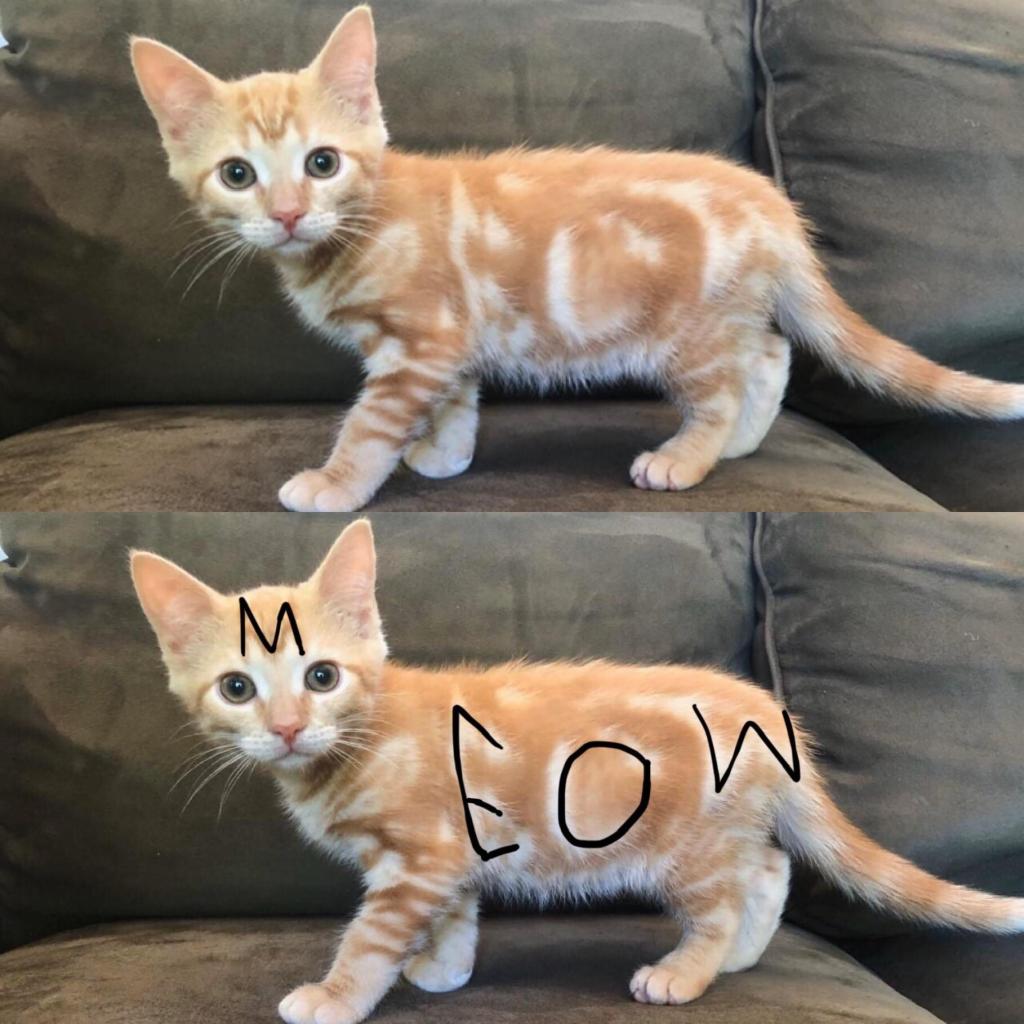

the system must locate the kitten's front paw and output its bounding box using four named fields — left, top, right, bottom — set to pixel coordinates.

left=630, top=451, right=711, bottom=492
left=402, top=437, right=473, bottom=479
left=278, top=470, right=367, bottom=513
left=279, top=983, right=362, bottom=1024
left=630, top=964, right=711, bottom=1005
left=402, top=948, right=474, bottom=993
